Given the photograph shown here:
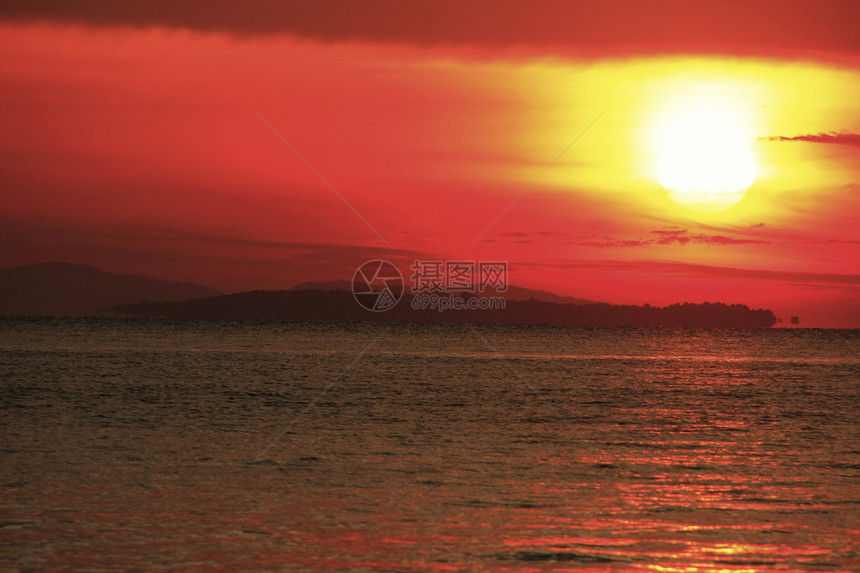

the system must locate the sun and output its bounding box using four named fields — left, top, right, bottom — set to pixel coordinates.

left=656, top=107, right=756, bottom=212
